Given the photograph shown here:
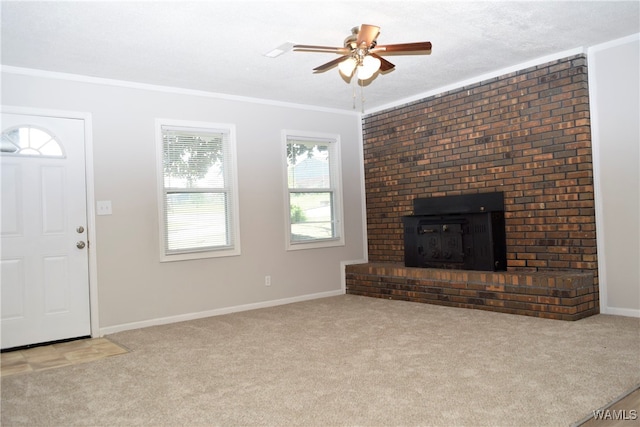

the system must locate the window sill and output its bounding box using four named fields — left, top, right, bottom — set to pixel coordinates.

left=160, top=247, right=241, bottom=262
left=286, top=238, right=345, bottom=251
